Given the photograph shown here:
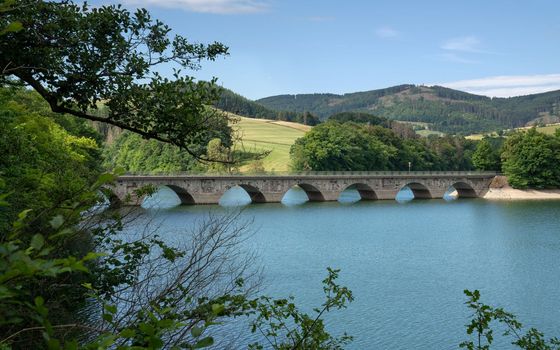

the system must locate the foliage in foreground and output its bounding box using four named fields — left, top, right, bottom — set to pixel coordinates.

left=0, top=172, right=354, bottom=349
left=461, top=289, right=560, bottom=350
left=1, top=0, right=230, bottom=157
left=0, top=87, right=102, bottom=234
